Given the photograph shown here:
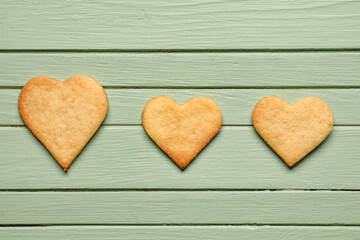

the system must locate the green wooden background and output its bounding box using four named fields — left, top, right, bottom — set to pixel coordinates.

left=1, top=0, right=360, bottom=239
